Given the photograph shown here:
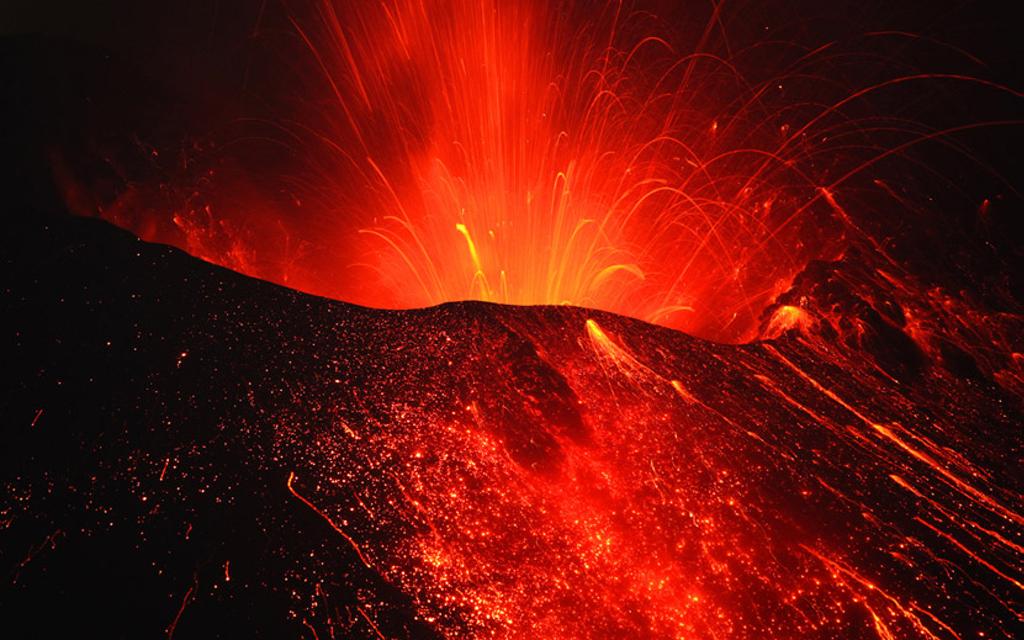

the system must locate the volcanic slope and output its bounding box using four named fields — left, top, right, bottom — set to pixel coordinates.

left=2, top=215, right=1022, bottom=639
